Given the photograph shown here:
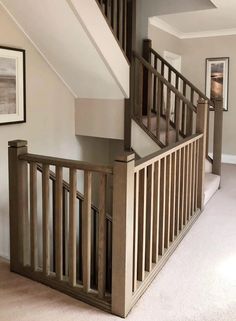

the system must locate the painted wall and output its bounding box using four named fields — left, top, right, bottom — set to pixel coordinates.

left=136, top=0, right=215, bottom=52
left=0, top=5, right=111, bottom=259
left=148, top=23, right=183, bottom=56
left=149, top=23, right=236, bottom=158
left=75, top=98, right=124, bottom=140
